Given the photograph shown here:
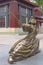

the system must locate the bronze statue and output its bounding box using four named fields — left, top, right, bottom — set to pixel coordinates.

left=8, top=16, right=39, bottom=64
